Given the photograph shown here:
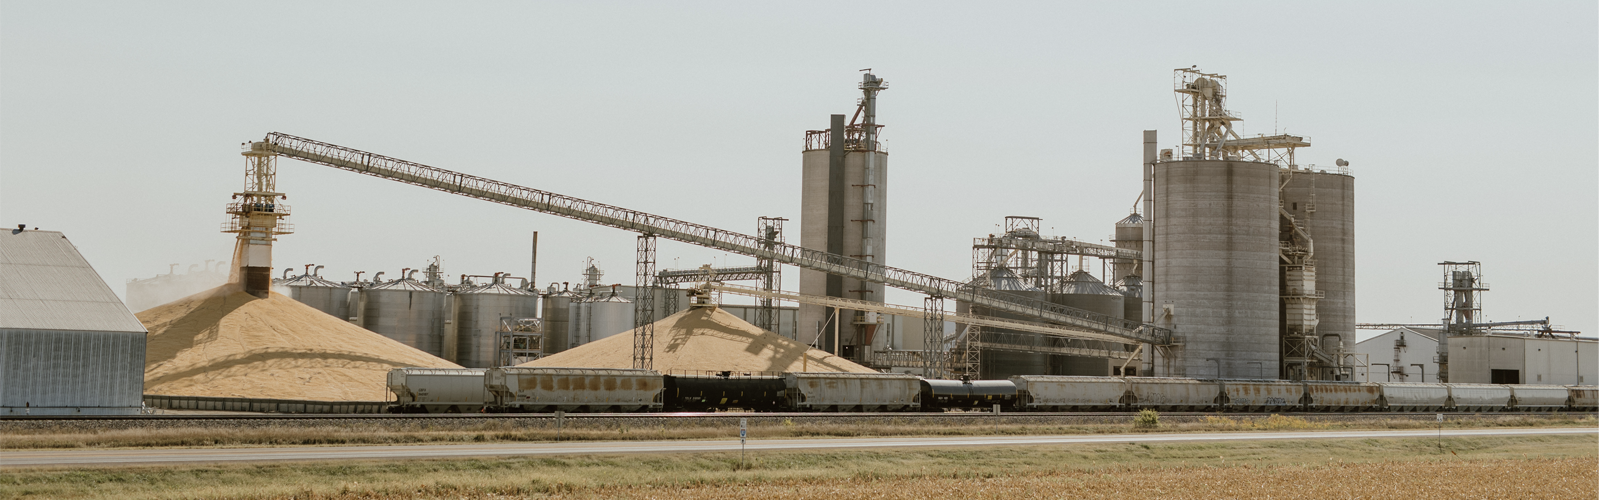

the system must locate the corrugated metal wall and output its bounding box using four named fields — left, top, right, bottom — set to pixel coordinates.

left=1, top=329, right=146, bottom=413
